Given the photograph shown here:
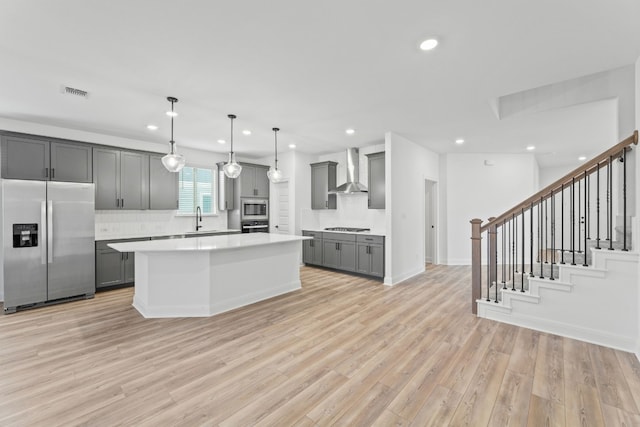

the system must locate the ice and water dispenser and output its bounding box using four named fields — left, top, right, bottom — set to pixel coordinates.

left=12, top=224, right=38, bottom=248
